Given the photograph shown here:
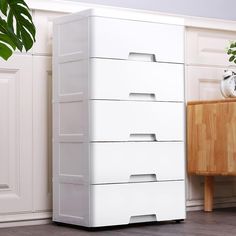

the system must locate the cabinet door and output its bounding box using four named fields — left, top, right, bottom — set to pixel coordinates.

left=33, top=56, right=52, bottom=211
left=186, top=66, right=226, bottom=101
left=186, top=27, right=236, bottom=67
left=188, top=100, right=236, bottom=175
left=0, top=55, right=33, bottom=213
